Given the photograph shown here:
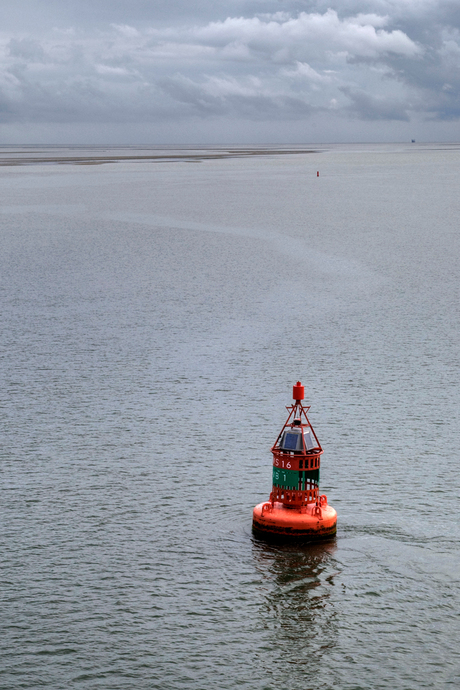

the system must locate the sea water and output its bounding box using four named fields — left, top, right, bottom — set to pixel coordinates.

left=1, top=143, right=459, bottom=689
